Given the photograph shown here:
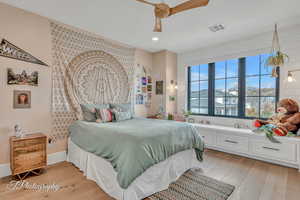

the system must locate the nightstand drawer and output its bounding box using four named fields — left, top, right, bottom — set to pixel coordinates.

left=13, top=138, right=45, bottom=147
left=14, top=152, right=46, bottom=174
left=14, top=144, right=45, bottom=154
left=250, top=139, right=297, bottom=163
